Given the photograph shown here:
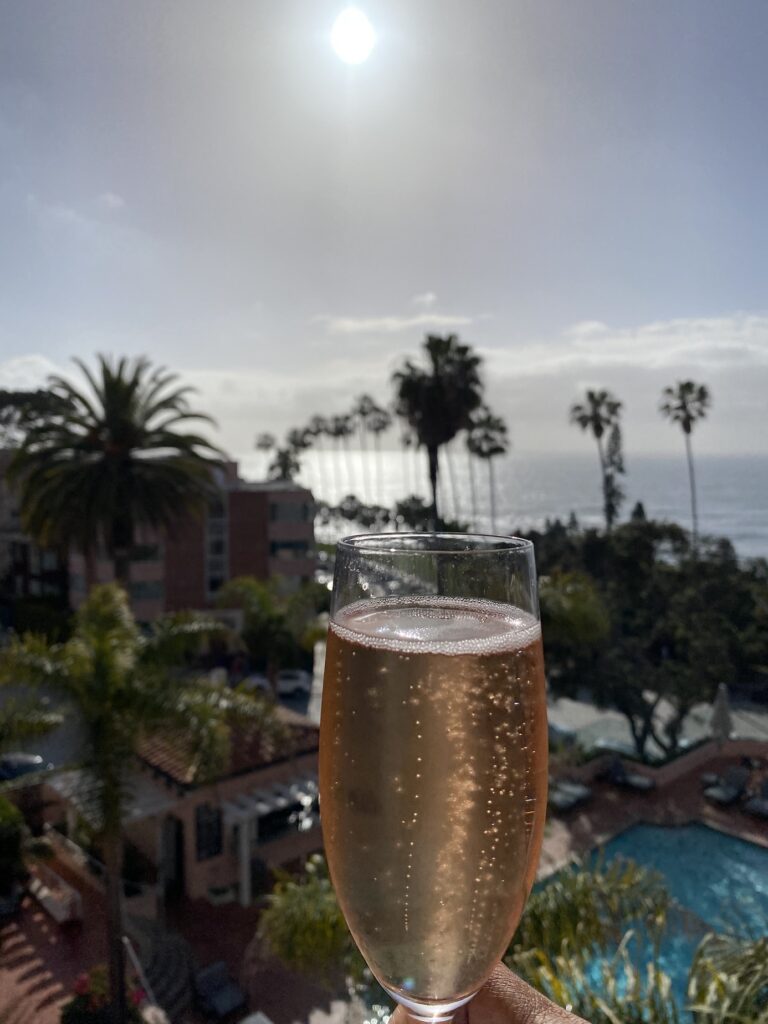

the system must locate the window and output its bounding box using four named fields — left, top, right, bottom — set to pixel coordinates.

left=208, top=575, right=224, bottom=594
left=130, top=544, right=161, bottom=562
left=41, top=551, right=60, bottom=571
left=258, top=803, right=303, bottom=843
left=269, top=540, right=309, bottom=560
left=209, top=497, right=226, bottom=519
left=269, top=502, right=310, bottom=523
left=195, top=804, right=223, bottom=861
left=129, top=580, right=164, bottom=601
left=208, top=538, right=225, bottom=557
